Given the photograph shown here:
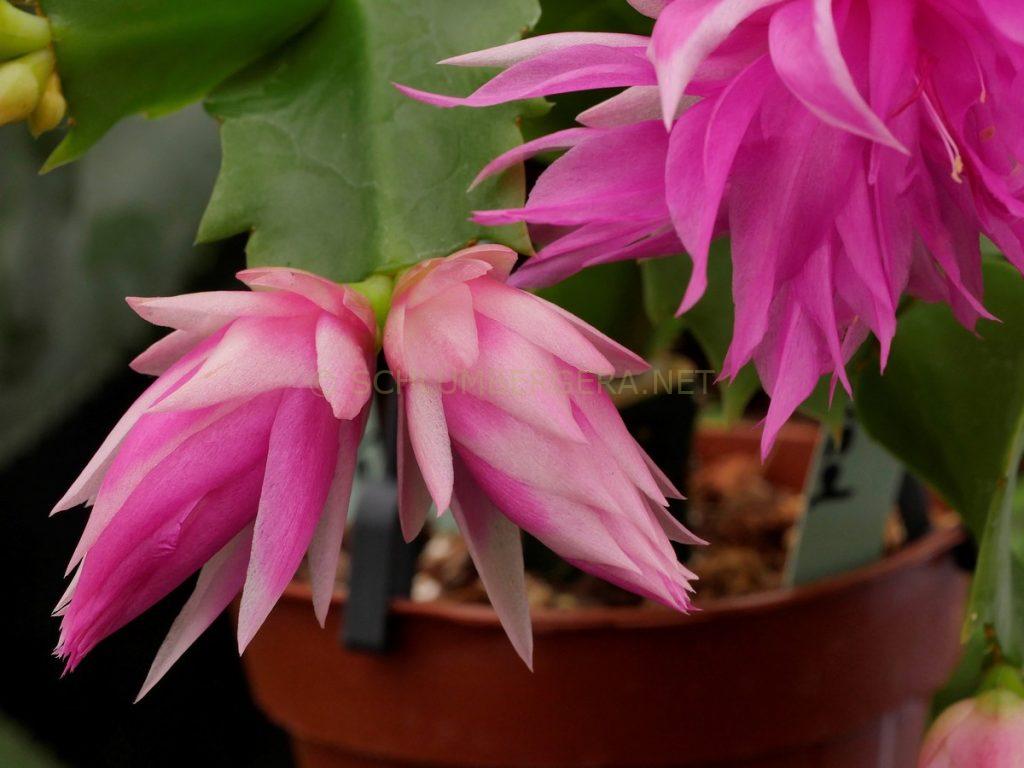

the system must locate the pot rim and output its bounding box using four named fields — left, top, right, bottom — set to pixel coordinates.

left=285, top=524, right=965, bottom=633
